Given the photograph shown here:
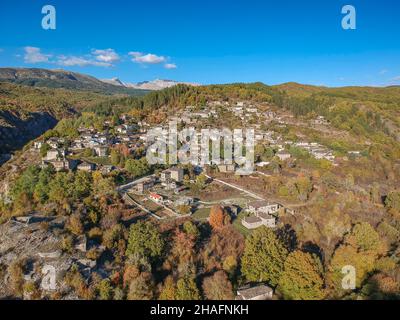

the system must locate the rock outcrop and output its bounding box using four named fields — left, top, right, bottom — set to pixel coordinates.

left=0, top=110, right=57, bottom=164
